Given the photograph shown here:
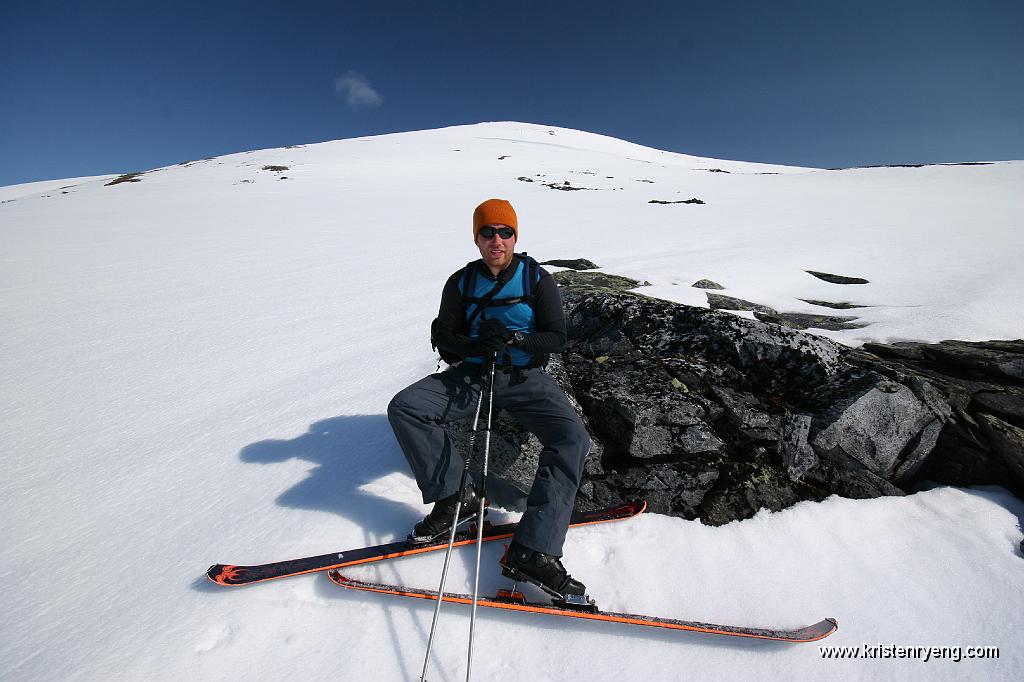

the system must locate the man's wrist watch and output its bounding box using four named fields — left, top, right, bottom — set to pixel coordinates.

left=512, top=331, right=526, bottom=346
